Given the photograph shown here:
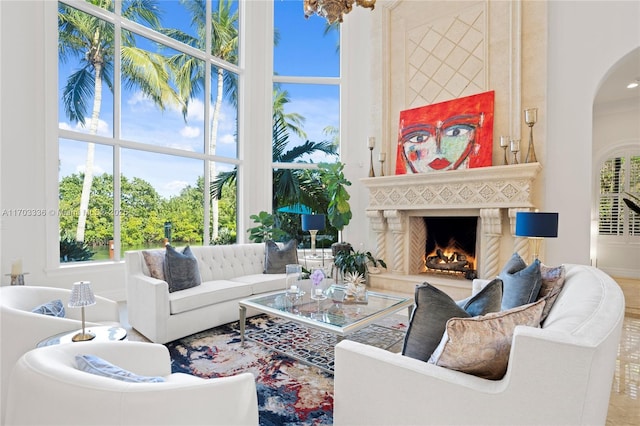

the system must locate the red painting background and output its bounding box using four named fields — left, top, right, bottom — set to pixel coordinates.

left=395, top=90, right=494, bottom=174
